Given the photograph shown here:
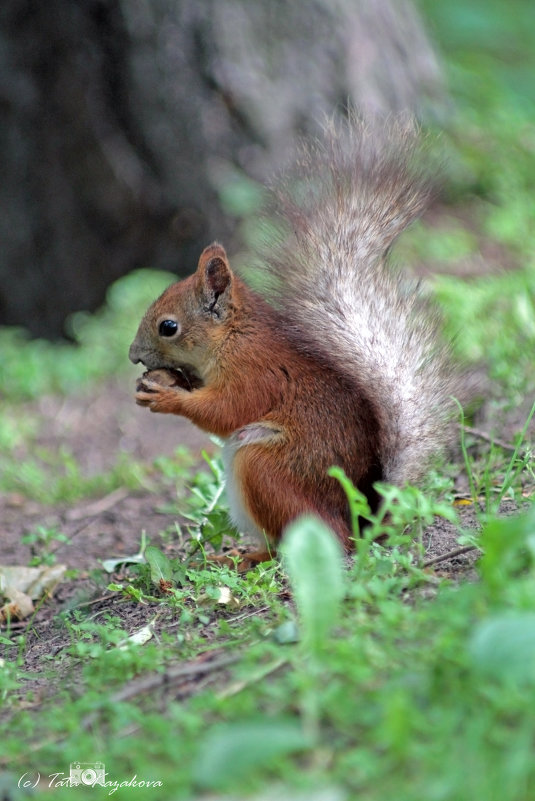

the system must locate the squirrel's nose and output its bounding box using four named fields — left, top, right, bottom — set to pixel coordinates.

left=129, top=341, right=142, bottom=364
